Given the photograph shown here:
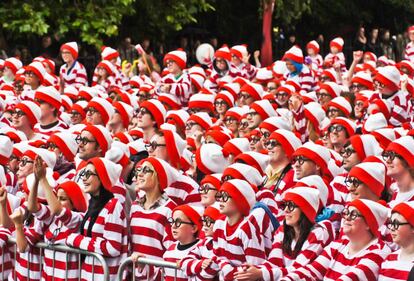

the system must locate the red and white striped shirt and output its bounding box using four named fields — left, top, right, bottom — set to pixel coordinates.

left=240, top=63, right=258, bottom=80
left=283, top=238, right=391, bottom=281
left=378, top=249, right=414, bottom=281
left=284, top=65, right=317, bottom=93
left=205, top=62, right=243, bottom=92
left=34, top=119, right=69, bottom=138
left=387, top=90, right=411, bottom=126
left=159, top=72, right=192, bottom=106
left=65, top=198, right=128, bottom=281
left=309, top=54, right=324, bottom=76
left=59, top=61, right=88, bottom=89
left=211, top=217, right=266, bottom=280
left=324, top=52, right=346, bottom=72
left=163, top=240, right=201, bottom=281
left=0, top=227, right=12, bottom=281
left=165, top=173, right=202, bottom=206
left=129, top=196, right=176, bottom=280
left=260, top=224, right=333, bottom=281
